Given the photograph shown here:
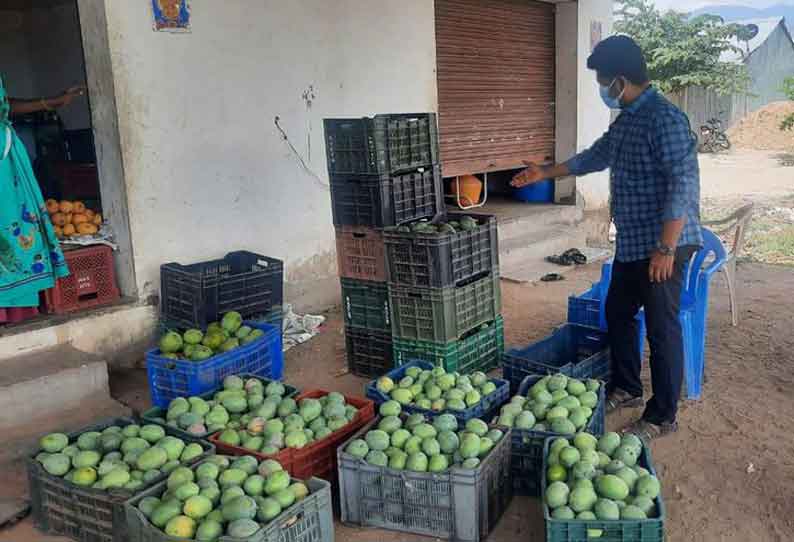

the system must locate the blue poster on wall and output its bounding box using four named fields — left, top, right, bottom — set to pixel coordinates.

left=152, top=0, right=190, bottom=32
